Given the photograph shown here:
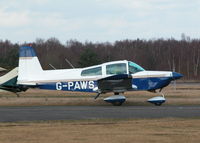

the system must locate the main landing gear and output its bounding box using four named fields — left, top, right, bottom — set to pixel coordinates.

left=95, top=92, right=126, bottom=106
left=104, top=93, right=126, bottom=106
